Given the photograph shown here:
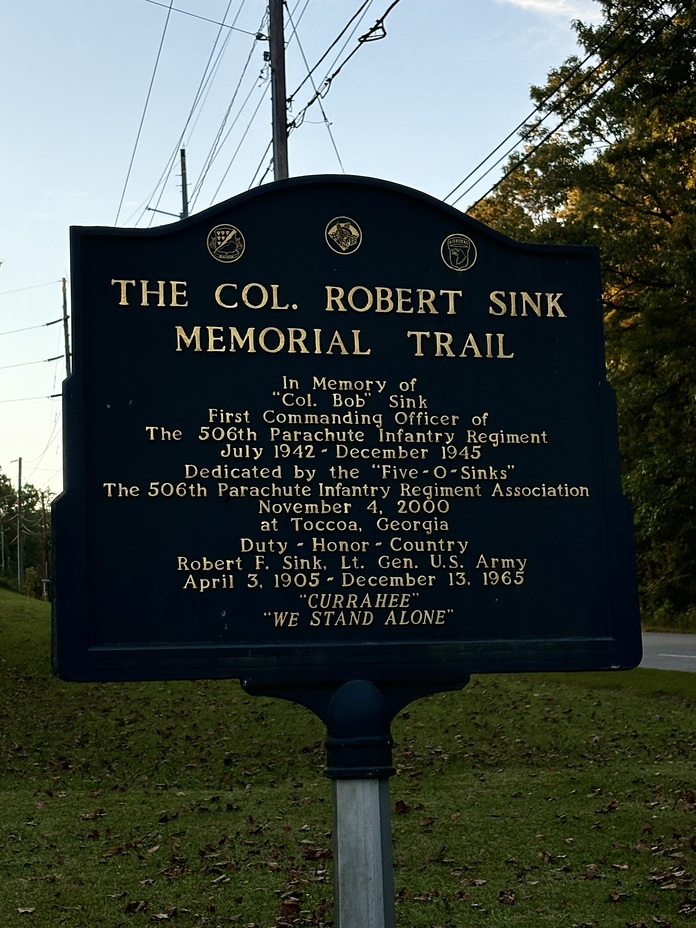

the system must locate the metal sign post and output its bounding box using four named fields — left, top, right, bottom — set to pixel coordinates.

left=333, top=778, right=395, bottom=928
left=324, top=680, right=397, bottom=928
